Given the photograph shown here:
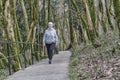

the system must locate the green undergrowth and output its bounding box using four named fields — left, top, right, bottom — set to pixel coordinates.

left=69, top=32, right=120, bottom=80
left=0, top=69, right=9, bottom=80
